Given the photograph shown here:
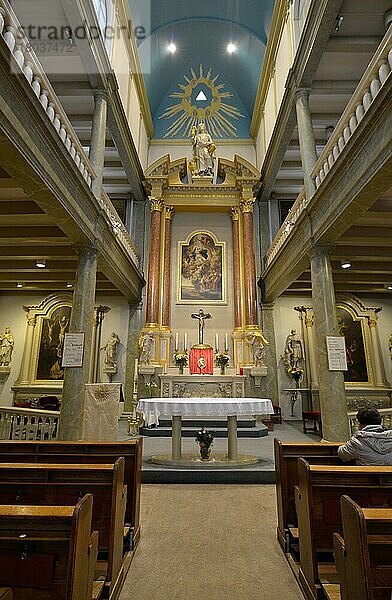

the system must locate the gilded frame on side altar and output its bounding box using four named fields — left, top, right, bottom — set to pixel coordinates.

left=177, top=230, right=226, bottom=304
